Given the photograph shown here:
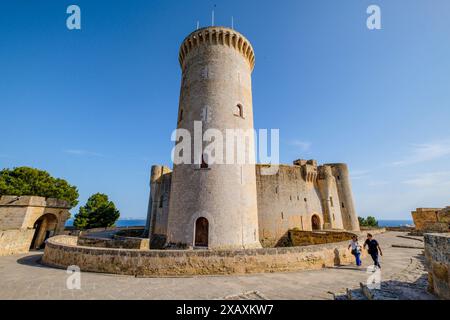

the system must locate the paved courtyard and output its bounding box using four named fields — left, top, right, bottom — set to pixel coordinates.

left=0, top=232, right=434, bottom=300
